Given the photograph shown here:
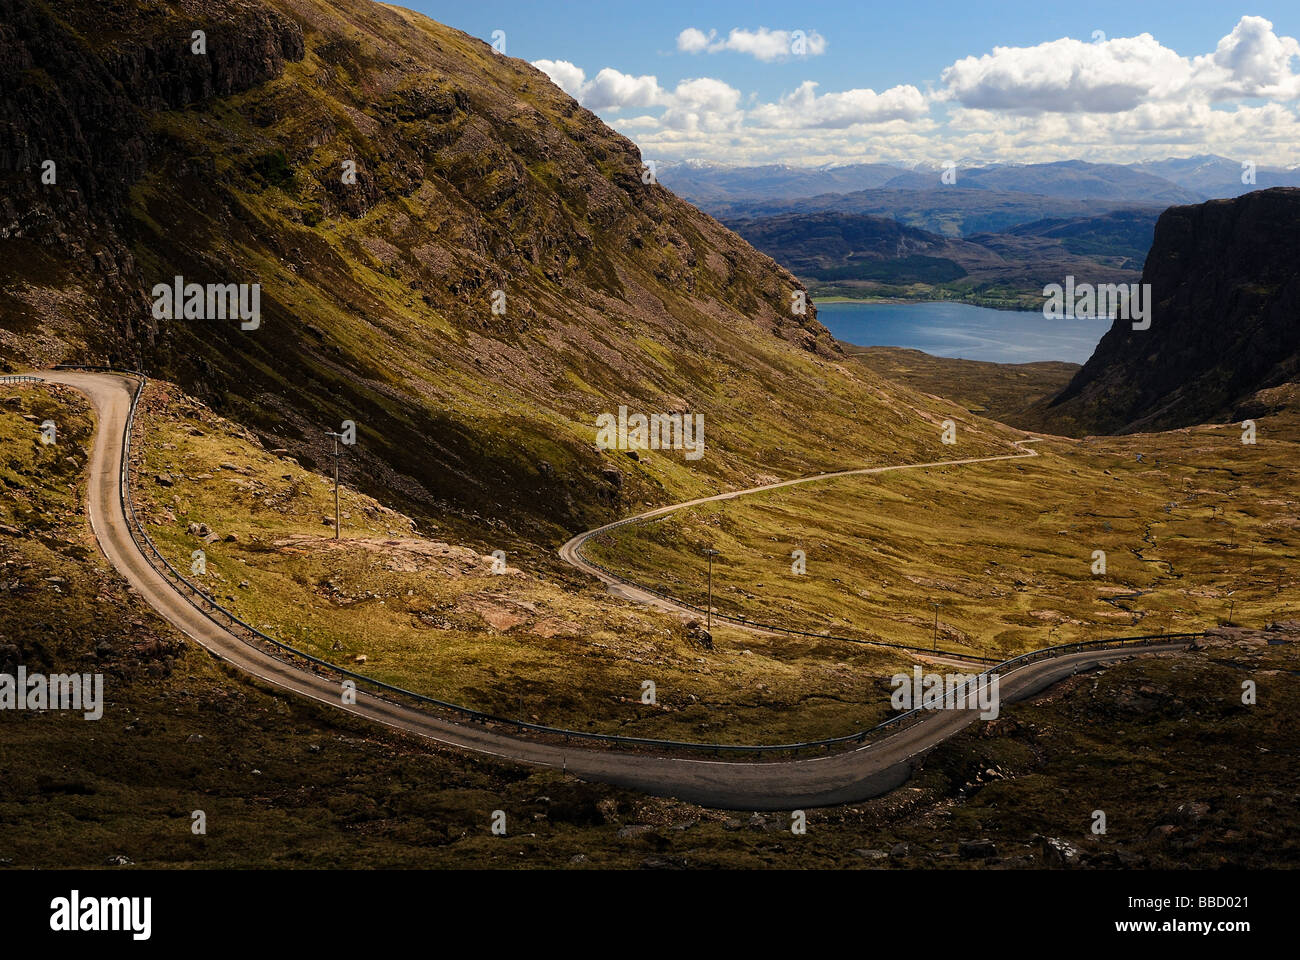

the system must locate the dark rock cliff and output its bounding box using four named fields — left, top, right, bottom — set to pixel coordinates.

left=1045, top=188, right=1300, bottom=434
left=1, top=0, right=304, bottom=360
